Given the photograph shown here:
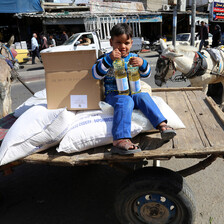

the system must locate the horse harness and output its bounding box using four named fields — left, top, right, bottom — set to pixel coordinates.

left=184, top=52, right=208, bottom=79
left=157, top=49, right=224, bottom=85
left=185, top=49, right=224, bottom=79
left=156, top=52, right=208, bottom=84
left=0, top=43, right=15, bottom=69
left=0, top=43, right=34, bottom=95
